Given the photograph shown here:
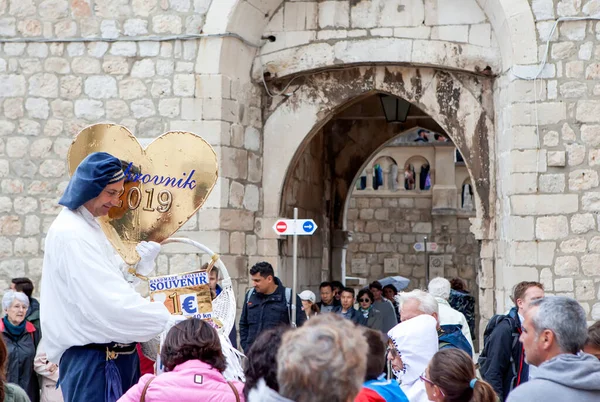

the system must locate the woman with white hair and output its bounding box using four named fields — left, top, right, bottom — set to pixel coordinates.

left=387, top=314, right=438, bottom=402
left=2, top=290, right=40, bottom=402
